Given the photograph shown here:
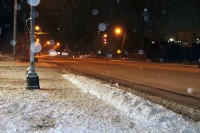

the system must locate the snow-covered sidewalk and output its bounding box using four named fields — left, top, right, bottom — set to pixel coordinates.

left=64, top=73, right=200, bottom=133
left=0, top=61, right=199, bottom=132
